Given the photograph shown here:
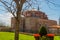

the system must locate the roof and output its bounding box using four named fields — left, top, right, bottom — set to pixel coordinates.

left=50, top=25, right=60, bottom=28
